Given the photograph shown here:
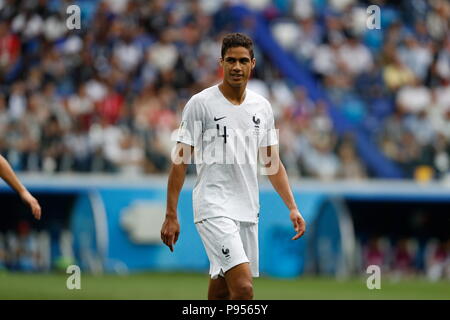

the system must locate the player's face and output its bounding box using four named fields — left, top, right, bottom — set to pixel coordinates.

left=220, top=47, right=255, bottom=88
